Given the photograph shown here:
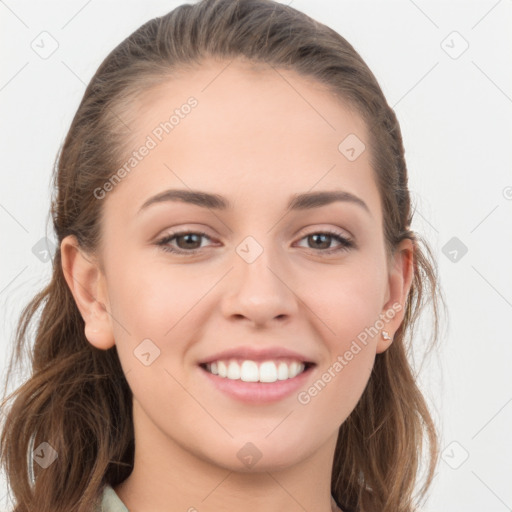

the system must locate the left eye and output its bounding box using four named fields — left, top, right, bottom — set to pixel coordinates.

left=156, top=230, right=354, bottom=255
left=296, top=231, right=354, bottom=253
